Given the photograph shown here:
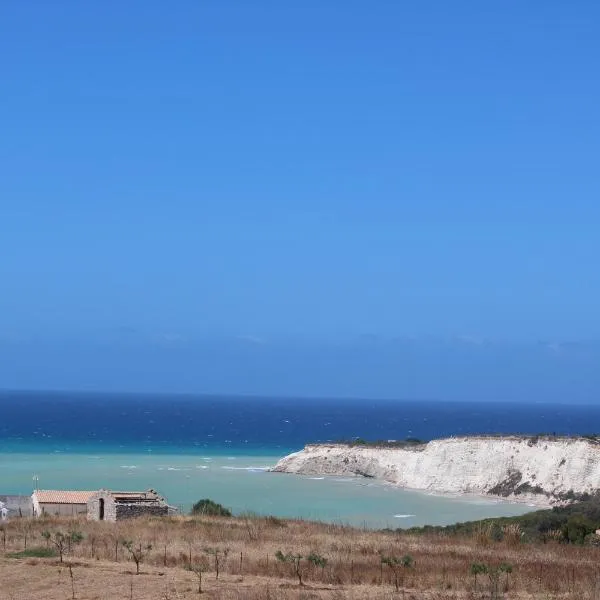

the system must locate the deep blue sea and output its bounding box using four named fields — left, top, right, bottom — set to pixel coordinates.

left=1, top=390, right=598, bottom=454
left=1, top=391, right=598, bottom=527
